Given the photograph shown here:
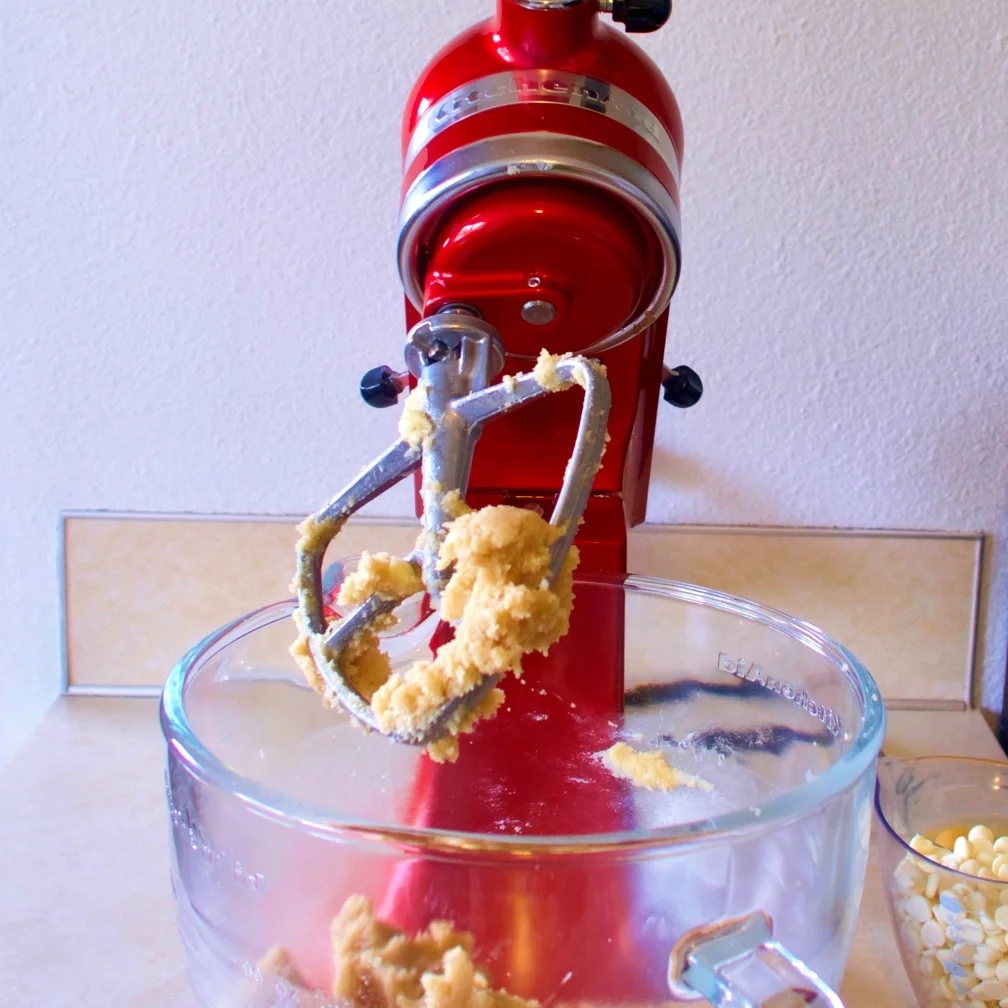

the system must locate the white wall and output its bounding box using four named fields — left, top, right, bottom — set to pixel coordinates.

left=3, top=0, right=1006, bottom=765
